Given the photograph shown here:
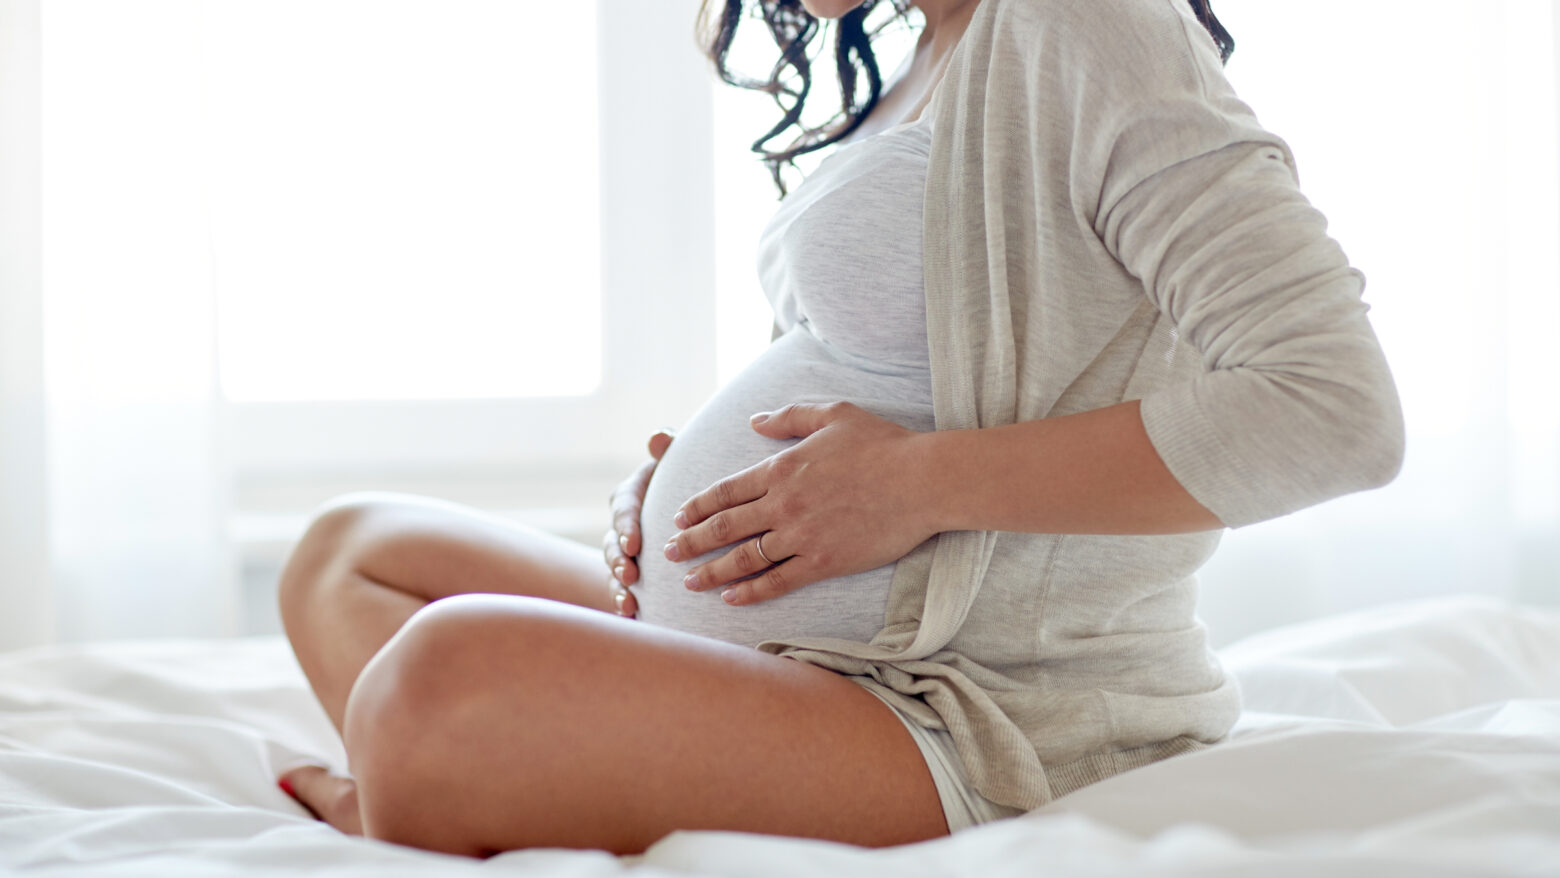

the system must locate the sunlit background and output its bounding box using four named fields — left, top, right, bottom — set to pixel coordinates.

left=0, top=0, right=1556, bottom=652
